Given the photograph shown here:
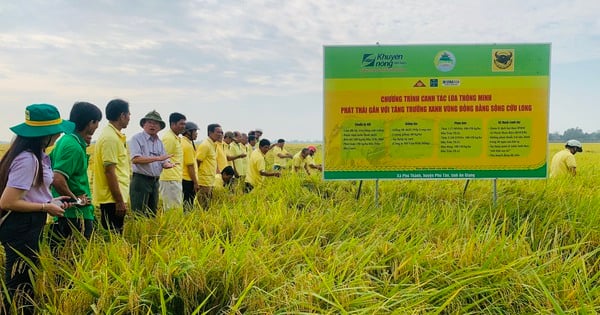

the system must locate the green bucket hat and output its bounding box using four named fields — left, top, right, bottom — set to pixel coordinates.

left=10, top=104, right=75, bottom=137
left=140, top=110, right=166, bottom=130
